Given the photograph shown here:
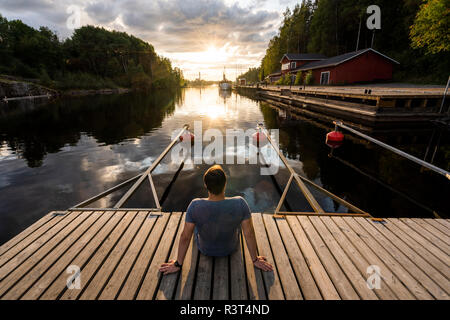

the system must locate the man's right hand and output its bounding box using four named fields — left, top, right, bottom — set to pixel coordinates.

left=253, top=256, right=274, bottom=272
